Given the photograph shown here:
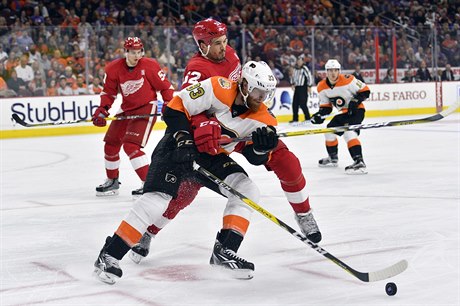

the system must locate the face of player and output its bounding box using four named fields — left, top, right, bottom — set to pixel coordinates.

left=246, top=88, right=273, bottom=112
left=125, top=49, right=143, bottom=67
left=201, top=35, right=227, bottom=62
left=326, top=68, right=340, bottom=84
